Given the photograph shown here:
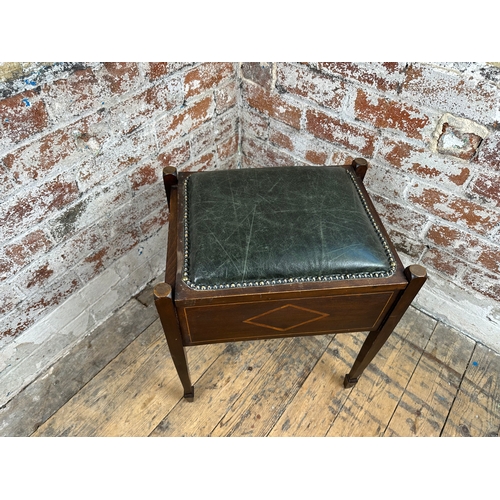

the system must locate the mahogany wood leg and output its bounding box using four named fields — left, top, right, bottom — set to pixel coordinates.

left=154, top=282, right=195, bottom=401
left=343, top=264, right=427, bottom=389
